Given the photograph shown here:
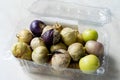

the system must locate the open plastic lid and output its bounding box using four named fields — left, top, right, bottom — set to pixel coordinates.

left=28, top=0, right=111, bottom=25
